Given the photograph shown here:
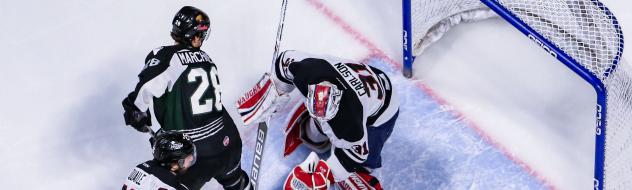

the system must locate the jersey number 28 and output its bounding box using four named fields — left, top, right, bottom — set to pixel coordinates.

left=188, top=67, right=222, bottom=114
